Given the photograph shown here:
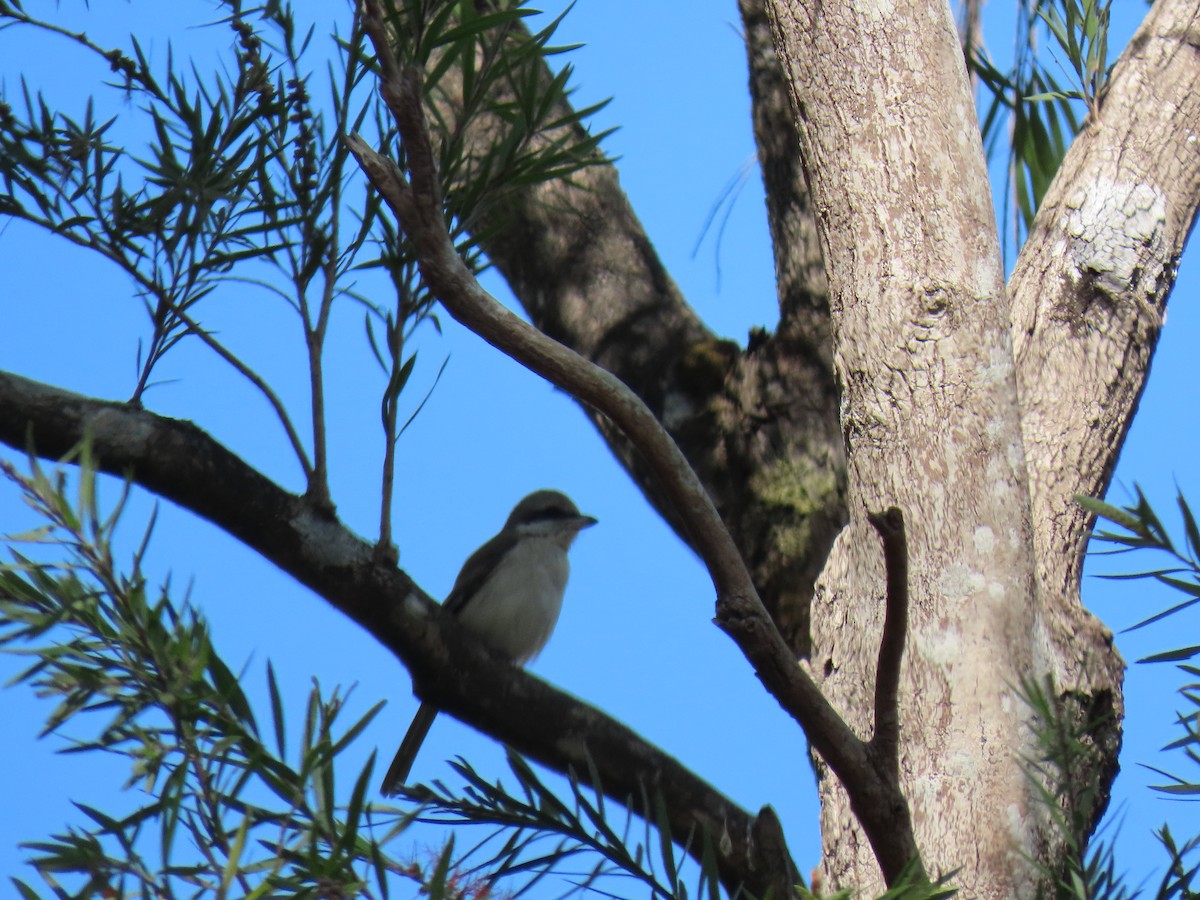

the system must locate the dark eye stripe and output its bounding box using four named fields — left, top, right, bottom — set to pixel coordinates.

left=532, top=506, right=574, bottom=521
